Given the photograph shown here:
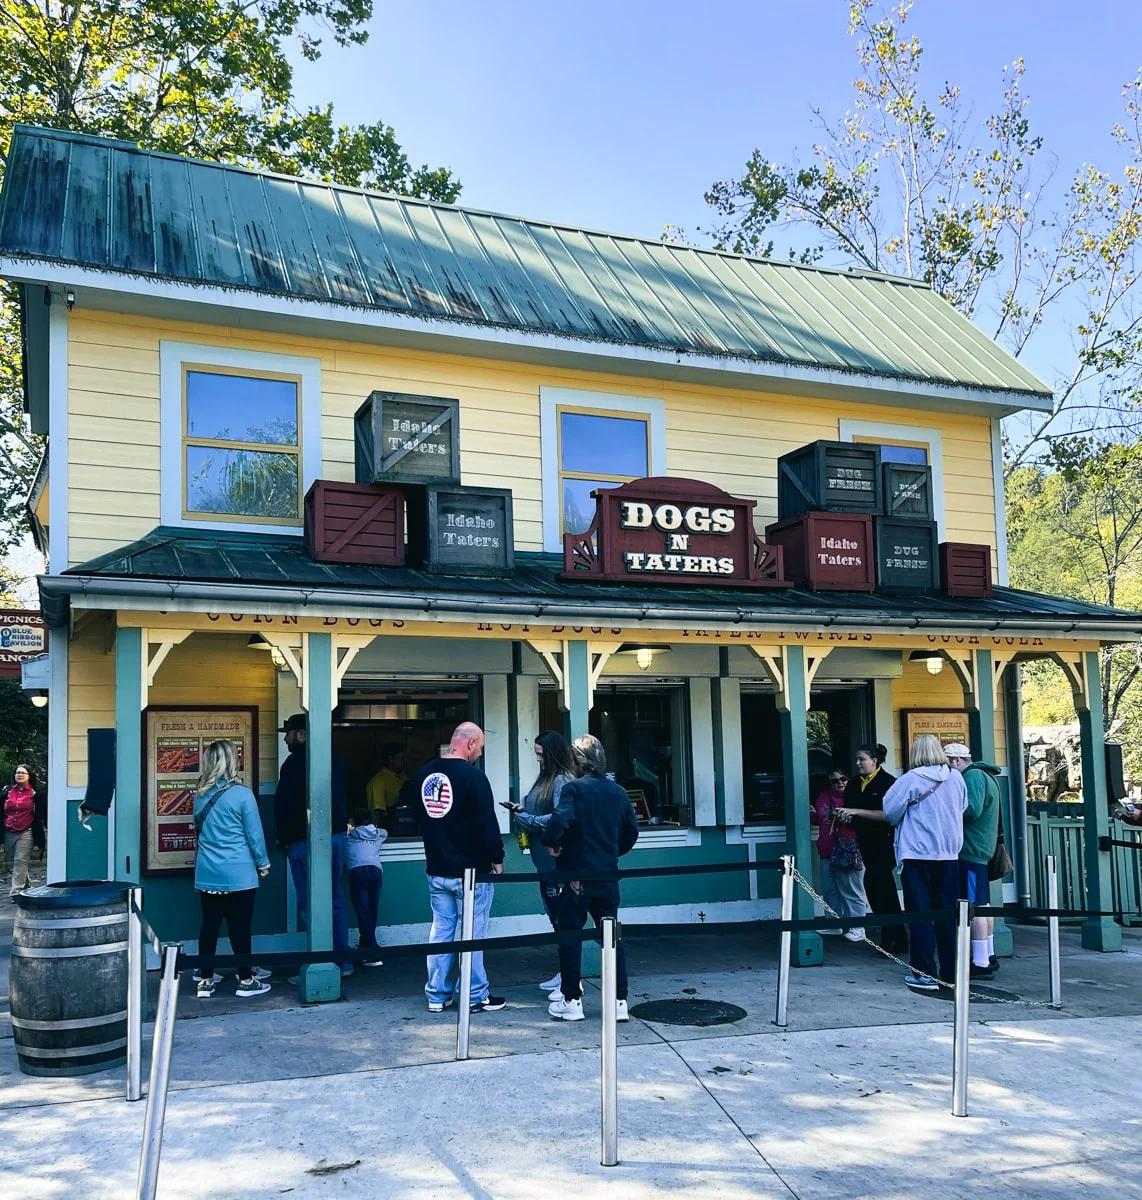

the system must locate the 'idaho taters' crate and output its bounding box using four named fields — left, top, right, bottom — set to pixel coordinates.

left=354, top=391, right=461, bottom=485
left=406, top=485, right=514, bottom=575
left=939, top=542, right=993, bottom=597
left=874, top=518, right=939, bottom=592
left=765, top=512, right=875, bottom=591
left=882, top=462, right=934, bottom=520
left=777, top=440, right=882, bottom=518
left=304, top=480, right=405, bottom=566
